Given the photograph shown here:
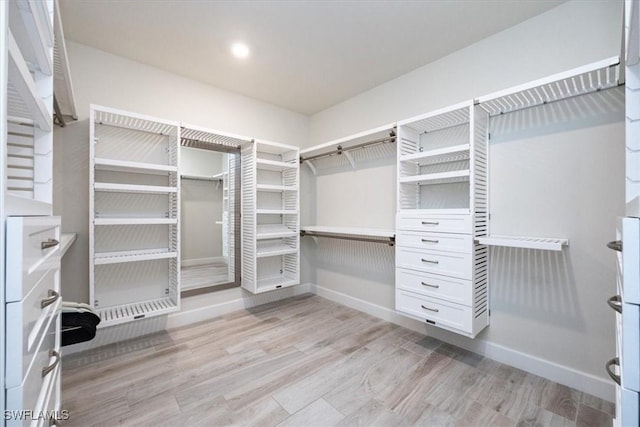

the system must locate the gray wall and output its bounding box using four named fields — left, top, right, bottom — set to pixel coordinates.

left=303, top=0, right=624, bottom=398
